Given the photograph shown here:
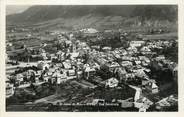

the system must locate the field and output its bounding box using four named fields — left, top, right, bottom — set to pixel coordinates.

left=143, top=32, right=177, bottom=40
